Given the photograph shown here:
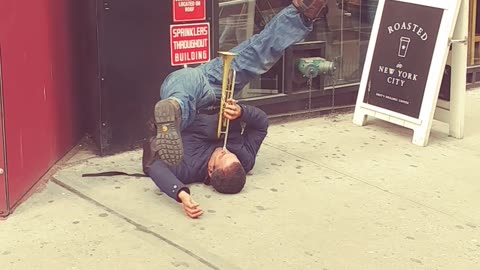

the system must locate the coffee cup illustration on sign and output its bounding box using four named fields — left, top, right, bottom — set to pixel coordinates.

left=398, top=37, right=411, bottom=58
